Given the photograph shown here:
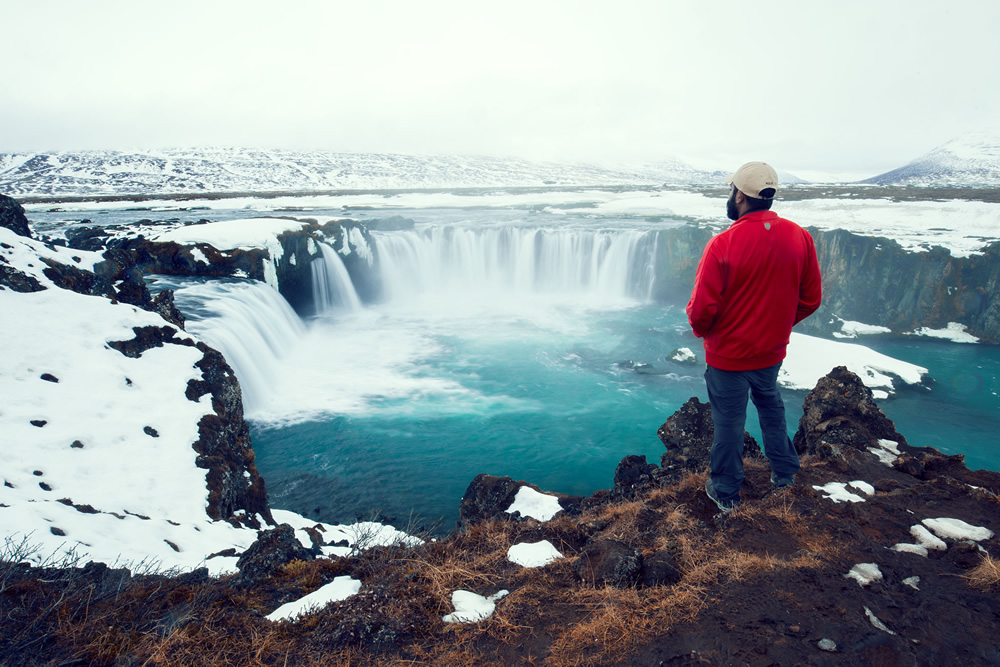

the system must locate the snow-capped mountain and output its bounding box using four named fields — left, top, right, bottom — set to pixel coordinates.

left=0, top=148, right=723, bottom=198
left=863, top=131, right=1000, bottom=186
